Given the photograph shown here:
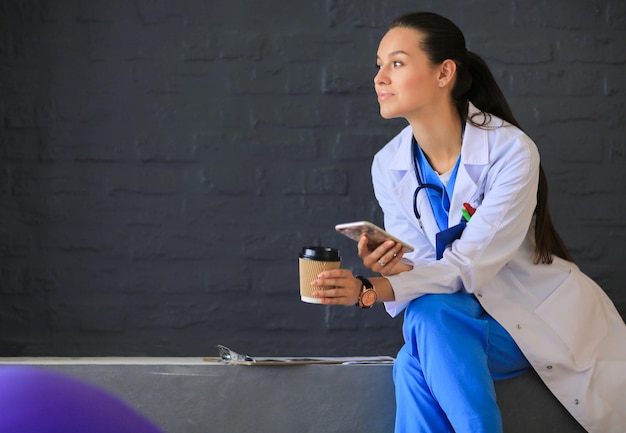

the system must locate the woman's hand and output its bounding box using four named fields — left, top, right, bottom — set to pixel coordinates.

left=311, top=269, right=362, bottom=306
left=357, top=236, right=412, bottom=276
